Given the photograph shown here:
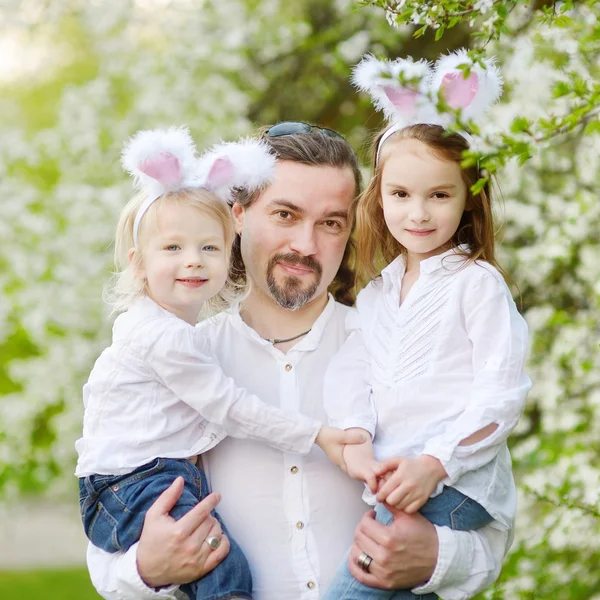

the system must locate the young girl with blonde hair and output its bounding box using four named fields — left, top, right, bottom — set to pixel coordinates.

left=324, top=51, right=531, bottom=599
left=75, top=127, right=361, bottom=600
